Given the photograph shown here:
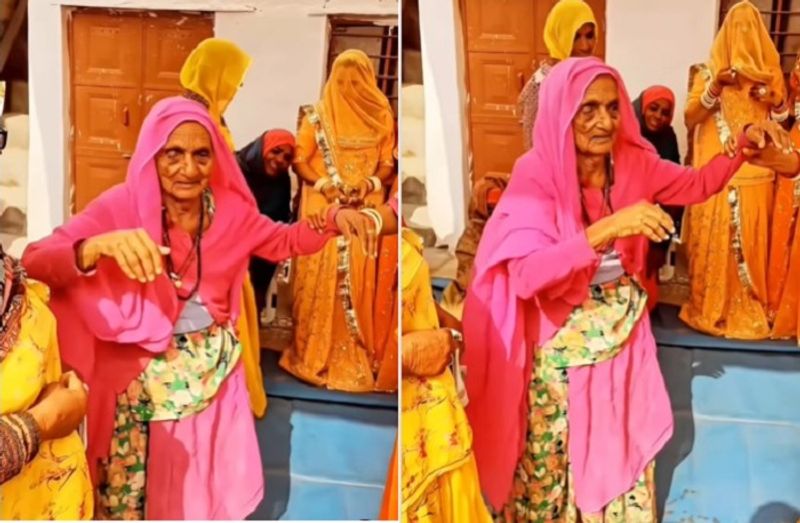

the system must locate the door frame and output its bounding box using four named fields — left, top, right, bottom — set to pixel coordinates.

left=26, top=1, right=255, bottom=241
